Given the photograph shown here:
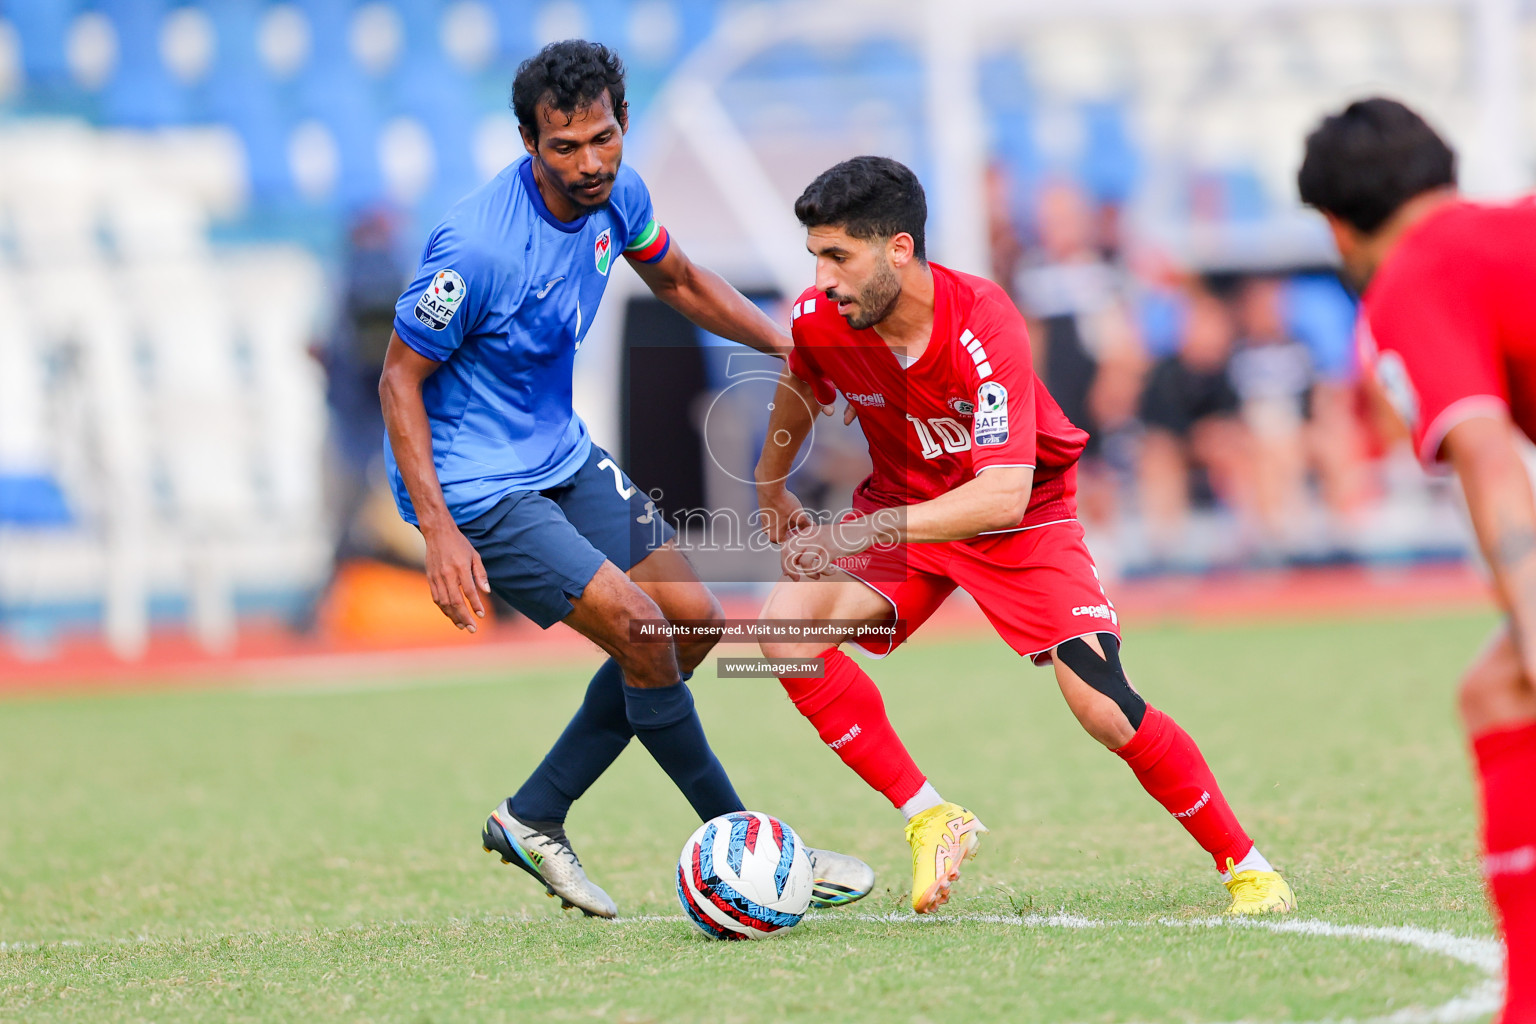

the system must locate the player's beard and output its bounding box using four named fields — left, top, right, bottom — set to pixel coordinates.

left=840, top=260, right=902, bottom=331
left=564, top=169, right=618, bottom=209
